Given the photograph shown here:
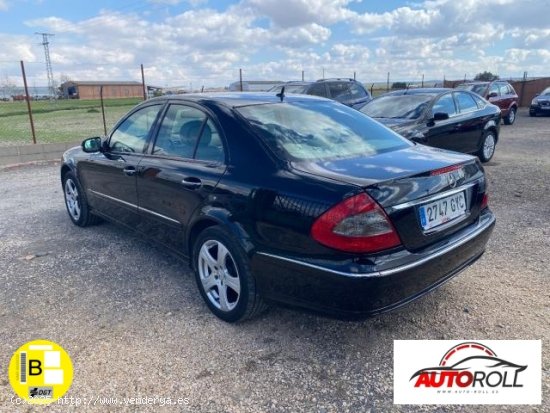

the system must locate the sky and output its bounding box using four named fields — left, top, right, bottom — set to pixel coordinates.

left=0, top=0, right=549, bottom=88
